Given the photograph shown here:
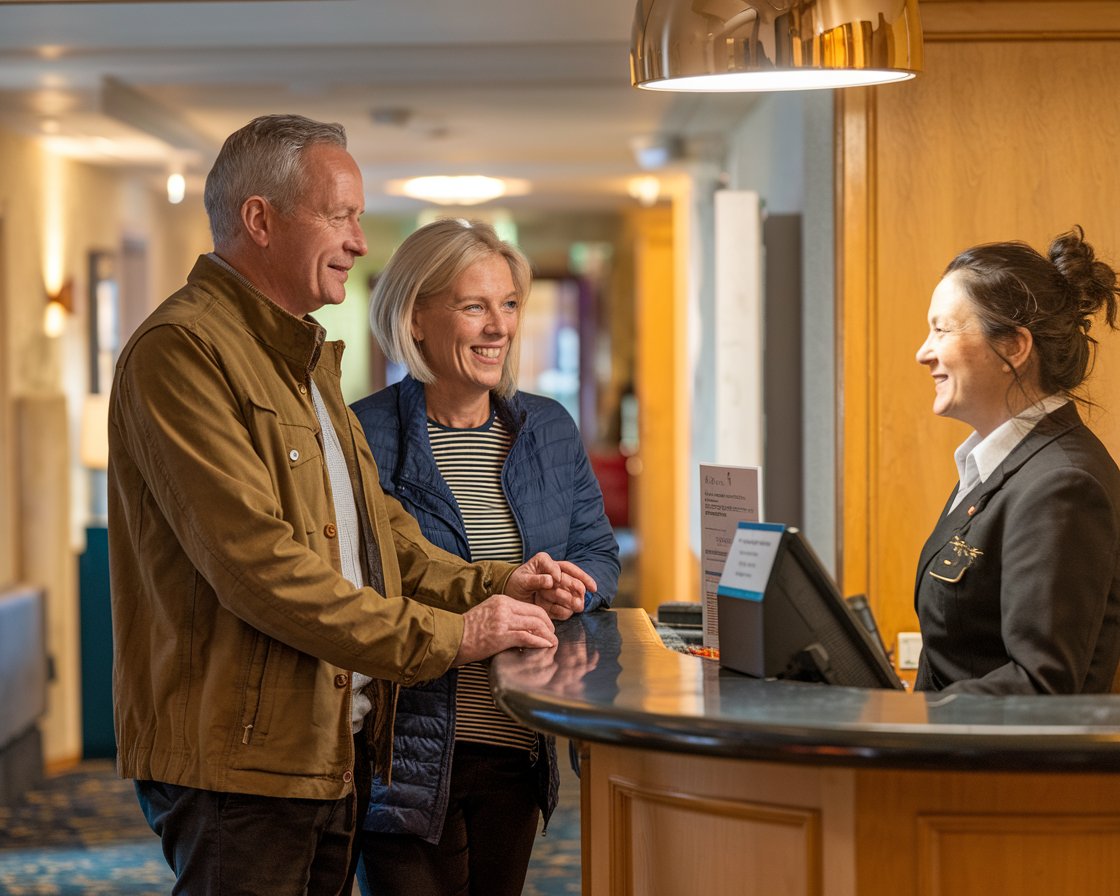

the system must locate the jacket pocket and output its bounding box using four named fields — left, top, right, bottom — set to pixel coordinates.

left=244, top=396, right=329, bottom=540
left=238, top=630, right=273, bottom=745
left=927, top=534, right=983, bottom=583
left=280, top=423, right=327, bottom=537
